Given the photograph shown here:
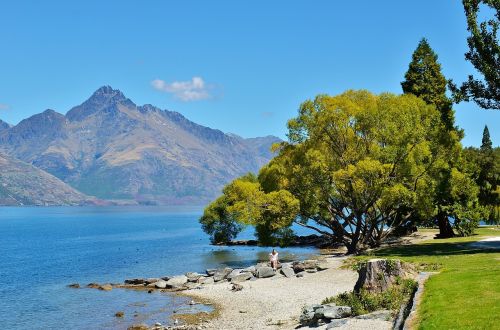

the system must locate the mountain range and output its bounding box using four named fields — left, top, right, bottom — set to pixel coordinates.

left=0, top=86, right=280, bottom=205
